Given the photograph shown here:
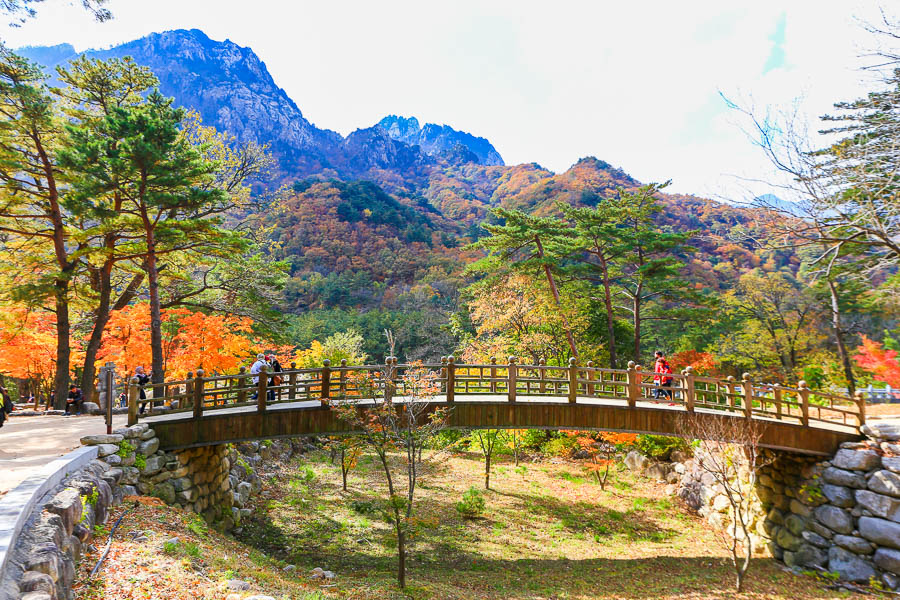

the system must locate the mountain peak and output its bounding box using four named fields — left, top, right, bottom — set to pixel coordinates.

left=375, top=115, right=503, bottom=166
